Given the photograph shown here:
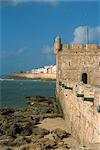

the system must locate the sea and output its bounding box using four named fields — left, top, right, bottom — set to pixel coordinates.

left=0, top=79, right=56, bottom=108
